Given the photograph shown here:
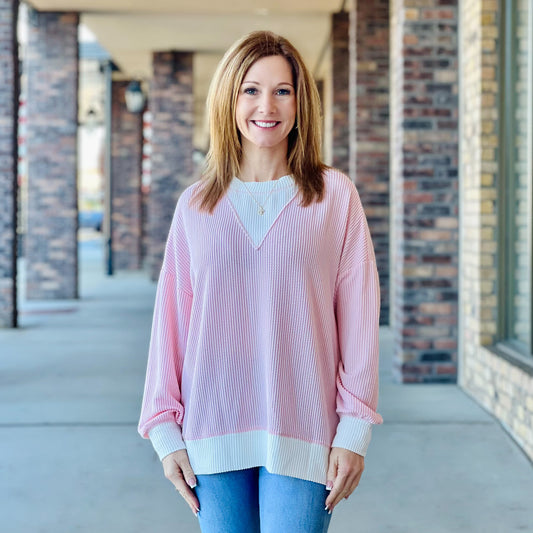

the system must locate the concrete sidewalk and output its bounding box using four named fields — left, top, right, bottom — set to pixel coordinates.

left=1, top=236, right=532, bottom=533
